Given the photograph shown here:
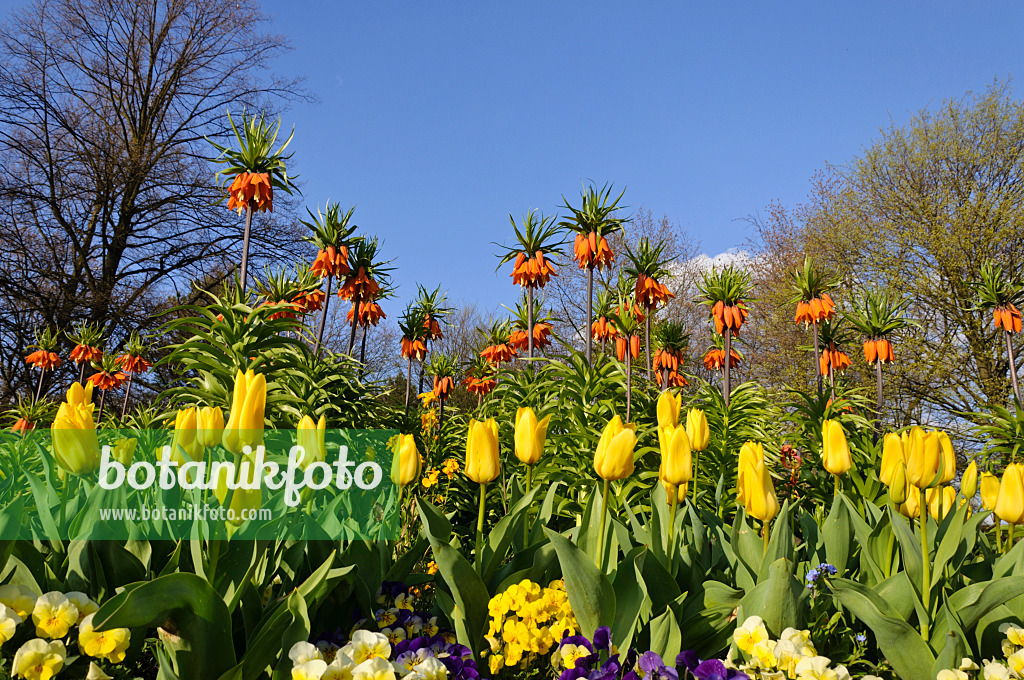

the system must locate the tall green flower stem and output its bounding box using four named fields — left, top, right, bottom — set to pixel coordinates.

left=834, top=475, right=842, bottom=497
left=919, top=487, right=931, bottom=639
left=523, top=466, right=533, bottom=544
left=1010, top=524, right=1016, bottom=553
left=762, top=519, right=771, bottom=556
left=599, top=479, right=610, bottom=571
left=693, top=452, right=700, bottom=499
left=475, top=483, right=487, bottom=573
left=668, top=493, right=679, bottom=571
